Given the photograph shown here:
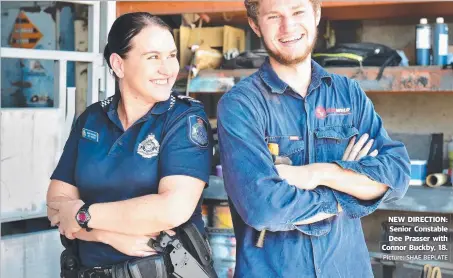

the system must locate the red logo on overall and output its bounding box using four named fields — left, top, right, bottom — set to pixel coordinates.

left=315, top=106, right=351, bottom=119
left=315, top=106, right=327, bottom=119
